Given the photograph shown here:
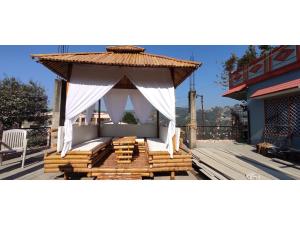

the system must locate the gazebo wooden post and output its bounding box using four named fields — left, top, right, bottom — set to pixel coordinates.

left=59, top=63, right=72, bottom=126
left=156, top=110, right=160, bottom=138
left=58, top=80, right=67, bottom=126
left=98, top=99, right=101, bottom=137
